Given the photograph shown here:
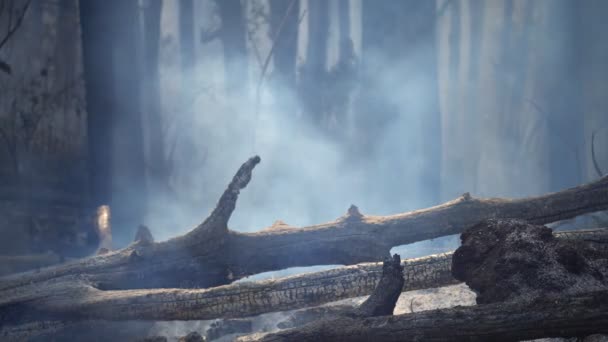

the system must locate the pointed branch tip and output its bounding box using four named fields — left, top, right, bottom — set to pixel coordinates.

left=230, top=156, right=261, bottom=191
